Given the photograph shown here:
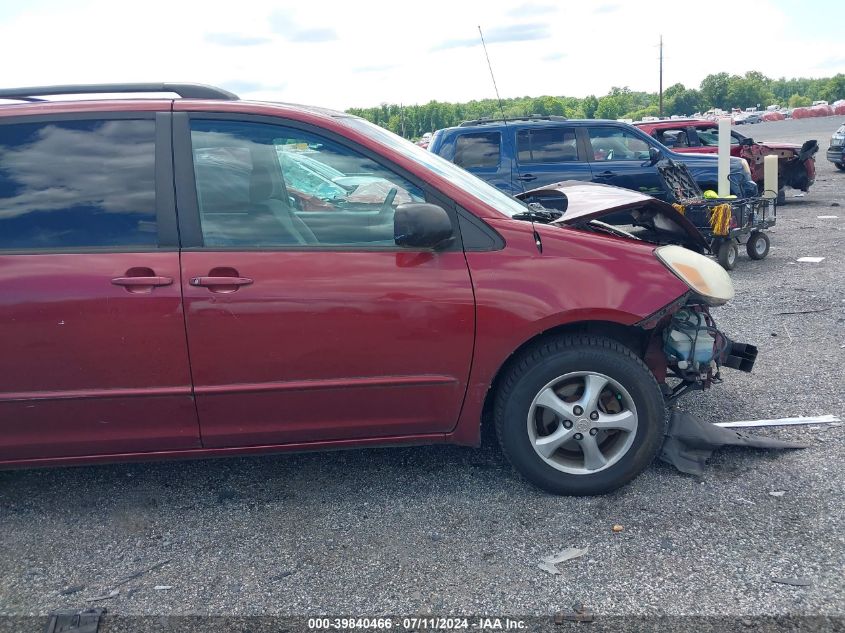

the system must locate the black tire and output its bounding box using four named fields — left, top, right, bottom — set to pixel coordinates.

left=776, top=188, right=786, bottom=206
left=716, top=240, right=738, bottom=270
left=494, top=335, right=666, bottom=496
left=746, top=231, right=770, bottom=260
left=835, top=162, right=845, bottom=171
